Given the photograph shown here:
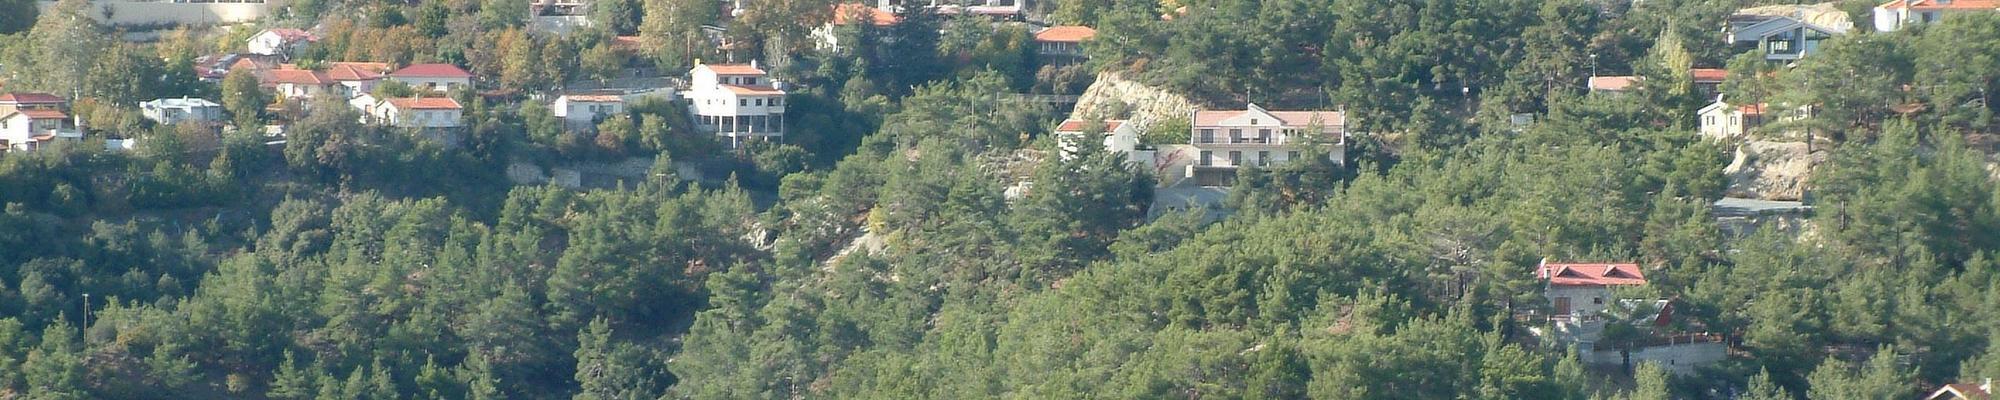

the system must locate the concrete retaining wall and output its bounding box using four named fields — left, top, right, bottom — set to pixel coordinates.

left=1589, top=342, right=1728, bottom=375
left=39, top=0, right=288, bottom=26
